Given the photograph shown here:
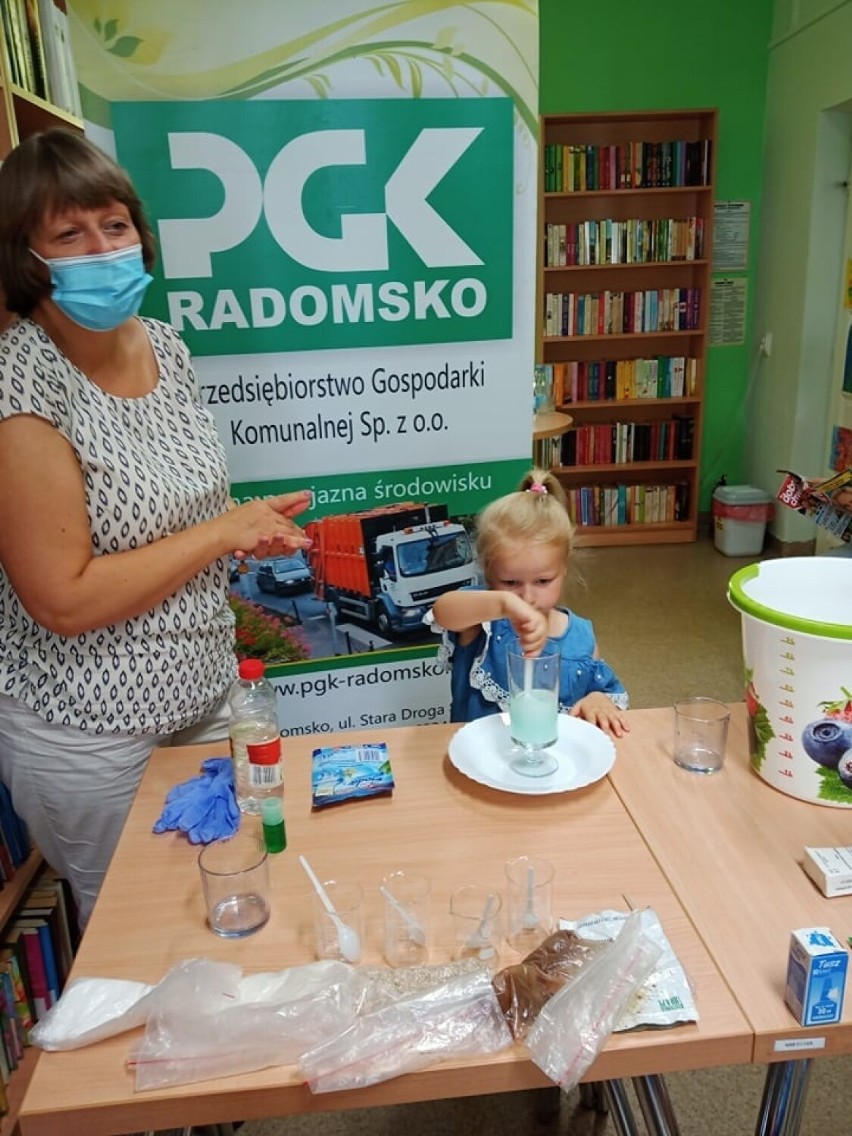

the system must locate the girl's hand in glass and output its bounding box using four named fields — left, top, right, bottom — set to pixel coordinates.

left=501, top=594, right=549, bottom=657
